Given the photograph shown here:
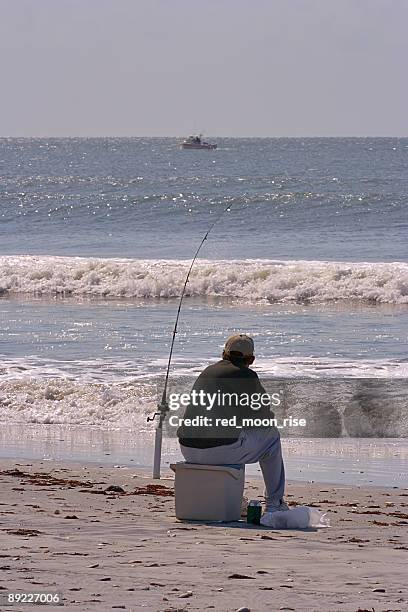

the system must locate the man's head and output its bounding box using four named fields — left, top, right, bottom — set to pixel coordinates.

left=222, top=333, right=255, bottom=367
